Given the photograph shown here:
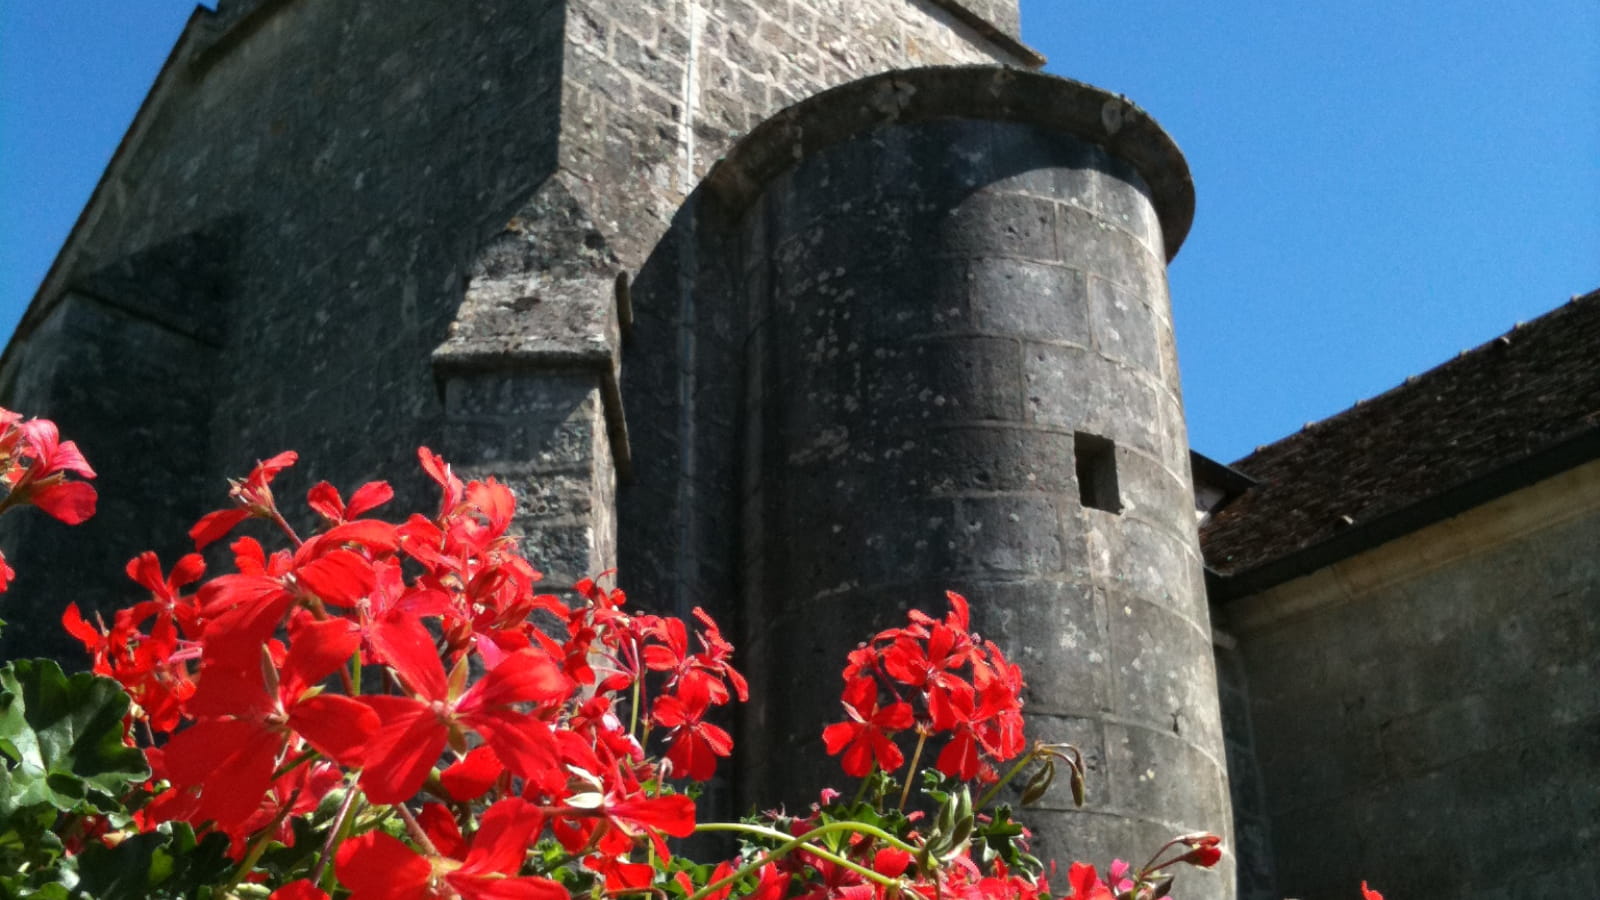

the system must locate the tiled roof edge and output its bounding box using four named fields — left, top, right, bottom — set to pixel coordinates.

left=1210, top=422, right=1600, bottom=601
